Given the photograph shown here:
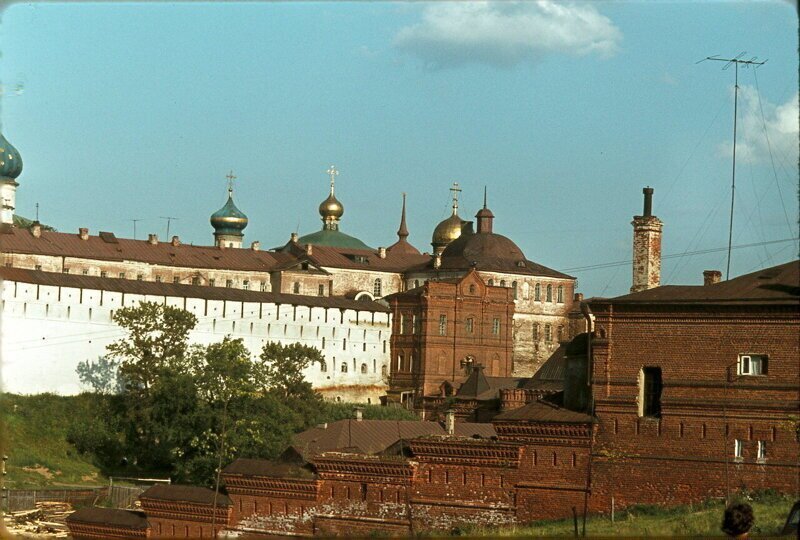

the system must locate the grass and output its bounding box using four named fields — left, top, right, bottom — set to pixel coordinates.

left=466, top=491, right=795, bottom=537
left=1, top=393, right=108, bottom=489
